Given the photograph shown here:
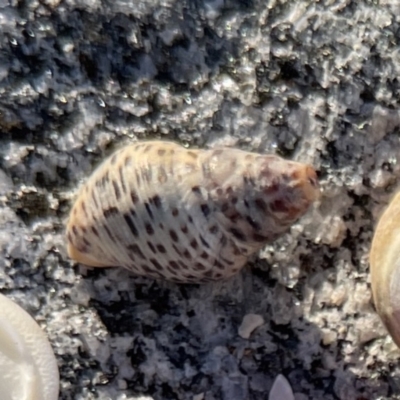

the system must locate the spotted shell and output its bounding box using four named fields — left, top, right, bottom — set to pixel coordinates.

left=370, top=191, right=400, bottom=347
left=66, top=141, right=319, bottom=283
